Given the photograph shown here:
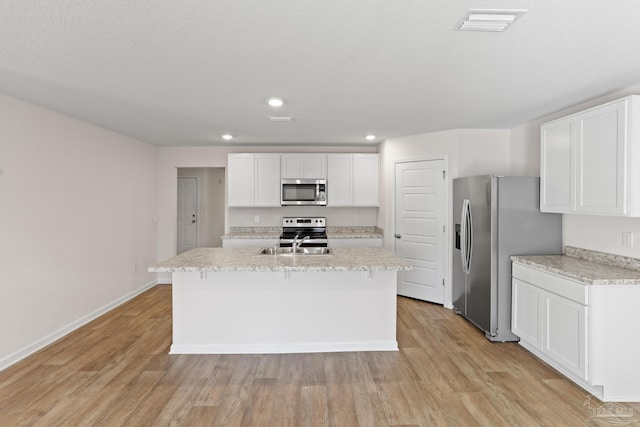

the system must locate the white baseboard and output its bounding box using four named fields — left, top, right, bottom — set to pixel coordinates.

left=0, top=279, right=158, bottom=372
left=170, top=340, right=399, bottom=355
